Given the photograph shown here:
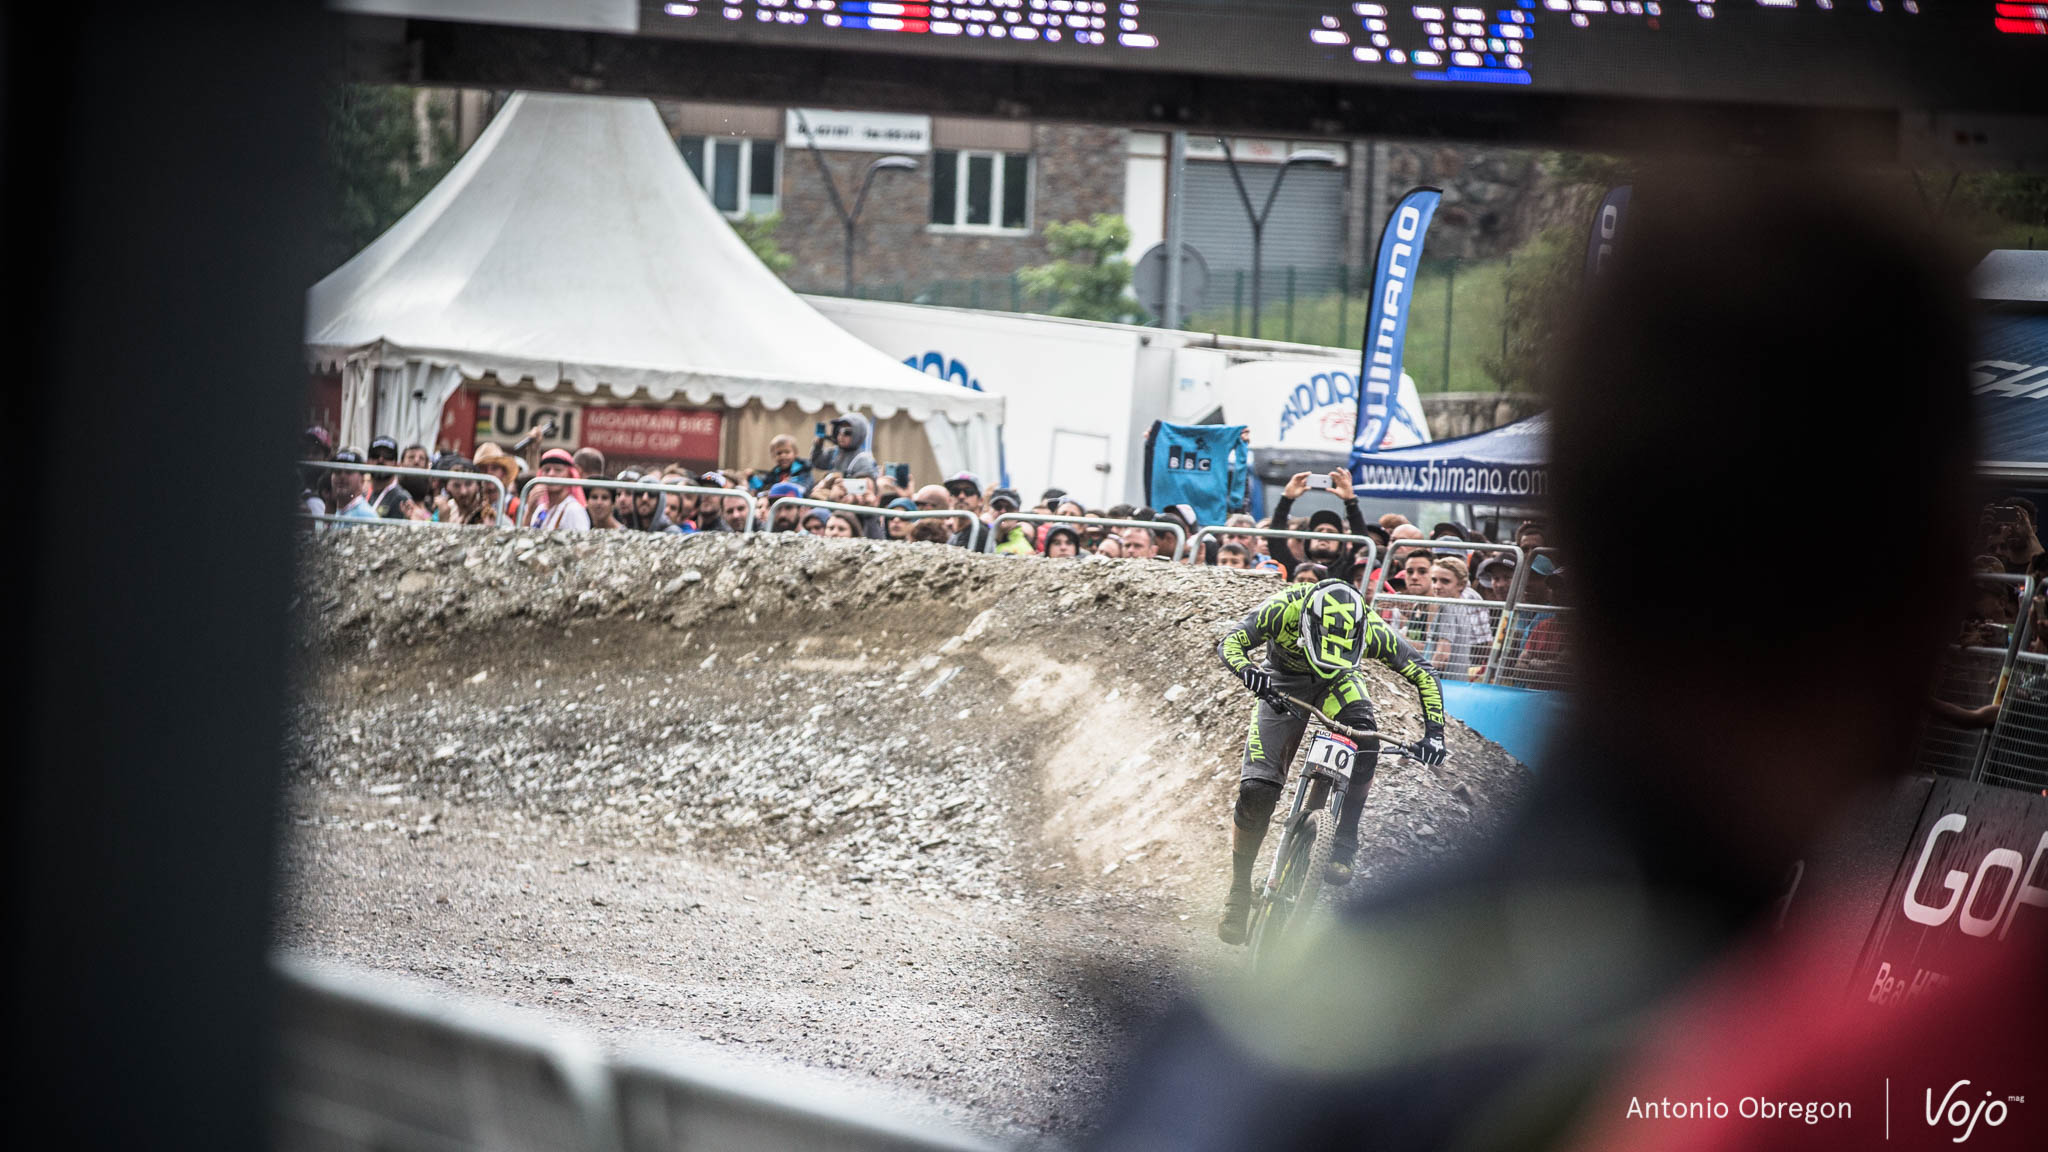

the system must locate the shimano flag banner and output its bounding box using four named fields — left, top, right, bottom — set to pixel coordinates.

left=1144, top=421, right=1248, bottom=527
left=1351, top=187, right=1442, bottom=474
left=1584, top=185, right=1631, bottom=278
